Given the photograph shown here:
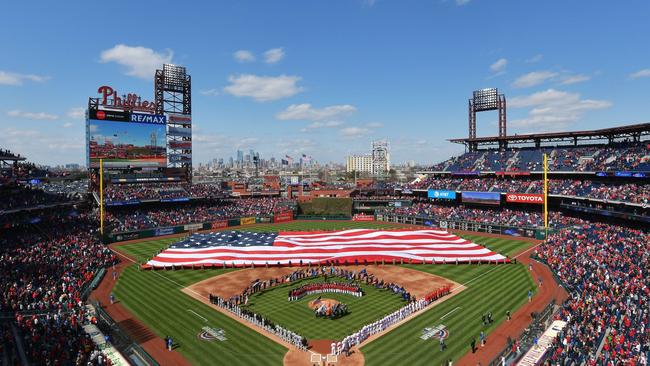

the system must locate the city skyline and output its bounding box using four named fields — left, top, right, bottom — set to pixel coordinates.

left=1, top=1, right=650, bottom=166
